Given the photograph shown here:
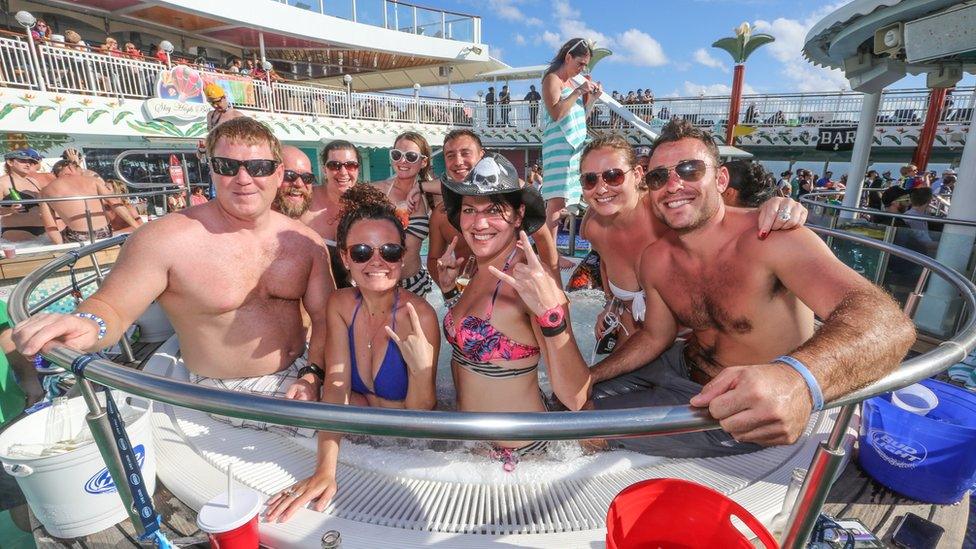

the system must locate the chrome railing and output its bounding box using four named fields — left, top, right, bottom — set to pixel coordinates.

left=7, top=227, right=976, bottom=546
left=0, top=34, right=42, bottom=89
